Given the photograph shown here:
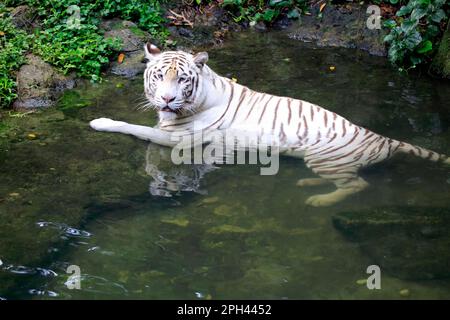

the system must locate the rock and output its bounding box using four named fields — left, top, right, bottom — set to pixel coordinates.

left=272, top=15, right=292, bottom=30
left=110, top=51, right=146, bottom=78
left=430, top=23, right=450, bottom=79
left=333, top=206, right=450, bottom=280
left=10, top=5, right=37, bottom=30
left=166, top=5, right=242, bottom=49
left=287, top=4, right=387, bottom=56
left=101, top=19, right=150, bottom=52
left=178, top=27, right=195, bottom=38
left=13, top=54, right=75, bottom=110
left=192, top=4, right=227, bottom=28
left=253, top=21, right=267, bottom=32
